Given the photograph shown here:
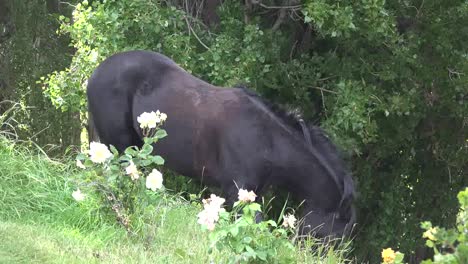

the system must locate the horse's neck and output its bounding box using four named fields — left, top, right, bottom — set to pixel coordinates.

left=270, top=135, right=341, bottom=208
